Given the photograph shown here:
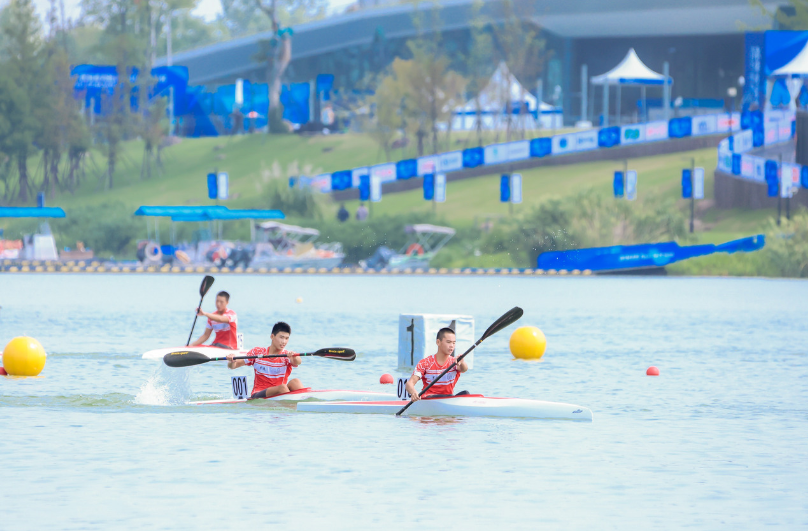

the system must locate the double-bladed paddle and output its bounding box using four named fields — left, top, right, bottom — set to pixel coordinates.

left=395, top=306, right=524, bottom=416
left=186, top=275, right=215, bottom=346
left=163, top=347, right=357, bottom=367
